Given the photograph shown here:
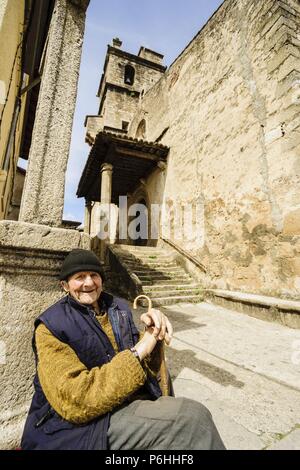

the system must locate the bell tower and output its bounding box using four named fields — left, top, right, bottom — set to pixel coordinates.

left=85, top=38, right=166, bottom=144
